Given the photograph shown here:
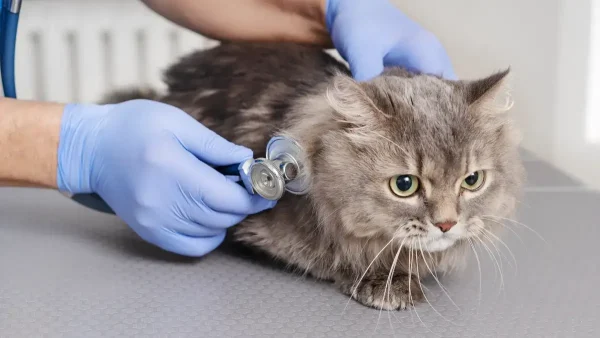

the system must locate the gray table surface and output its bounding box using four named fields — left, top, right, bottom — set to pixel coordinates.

left=1, top=149, right=599, bottom=337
